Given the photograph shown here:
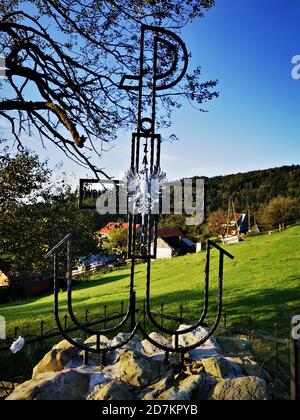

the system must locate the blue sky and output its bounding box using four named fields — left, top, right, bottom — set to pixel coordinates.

left=89, top=0, right=300, bottom=181
left=162, top=0, right=300, bottom=179
left=1, top=0, right=300, bottom=182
